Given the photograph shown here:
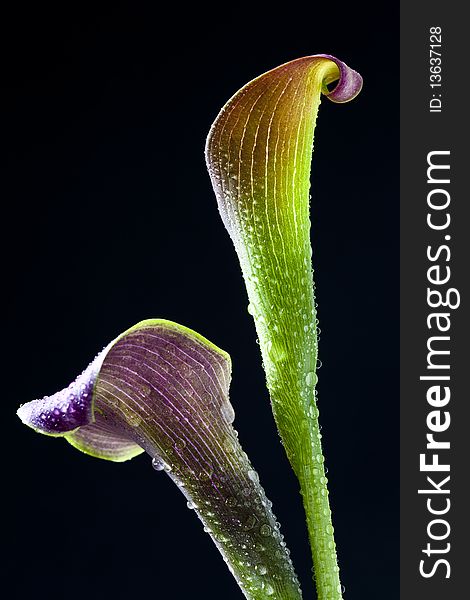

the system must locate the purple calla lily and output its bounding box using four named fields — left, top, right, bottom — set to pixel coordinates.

left=17, top=319, right=301, bottom=599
